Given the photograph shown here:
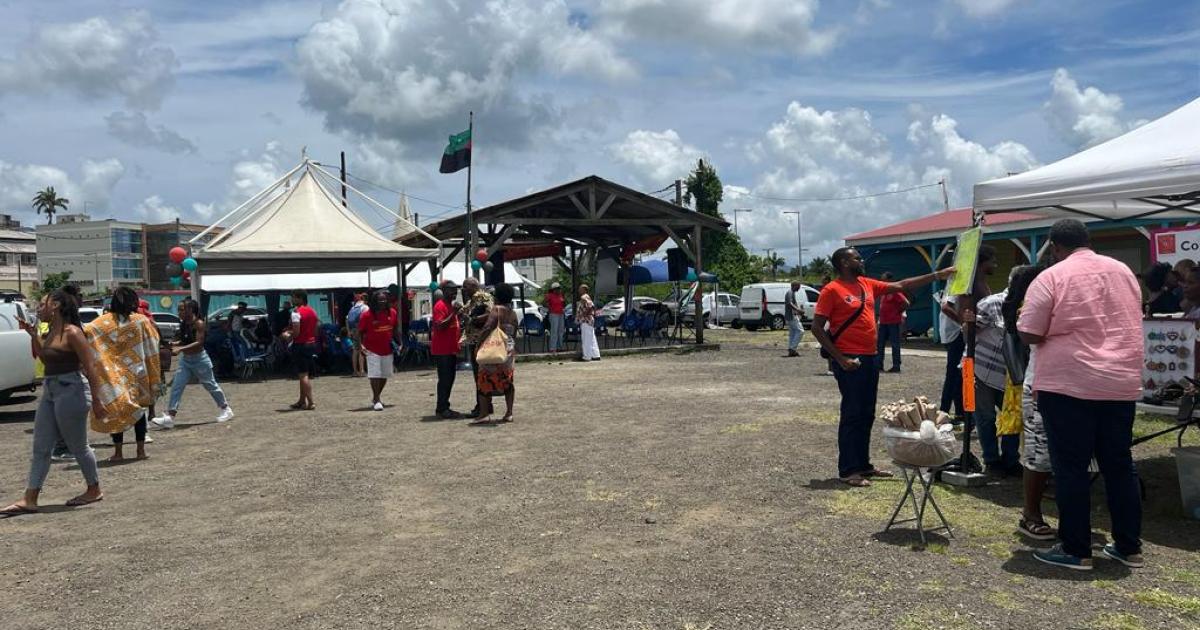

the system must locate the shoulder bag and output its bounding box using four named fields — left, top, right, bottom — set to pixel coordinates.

left=476, top=326, right=511, bottom=365
left=819, top=283, right=867, bottom=360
